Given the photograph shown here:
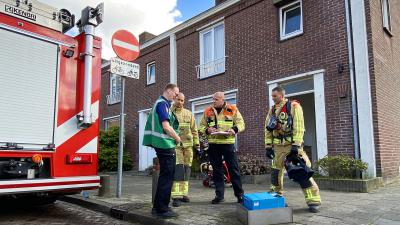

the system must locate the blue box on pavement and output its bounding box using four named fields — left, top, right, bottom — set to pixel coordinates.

left=243, top=192, right=285, bottom=210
